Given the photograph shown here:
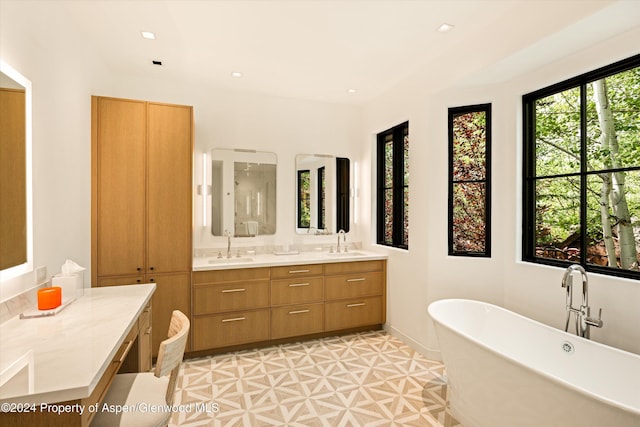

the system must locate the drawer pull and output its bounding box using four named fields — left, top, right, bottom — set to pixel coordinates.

left=288, top=309, right=311, bottom=315
left=289, top=282, right=310, bottom=287
left=221, top=317, right=246, bottom=323
left=347, top=278, right=366, bottom=282
left=144, top=327, right=152, bottom=335
left=118, top=339, right=136, bottom=363
left=346, top=303, right=366, bottom=308
left=221, top=288, right=246, bottom=293
left=288, top=269, right=310, bottom=274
